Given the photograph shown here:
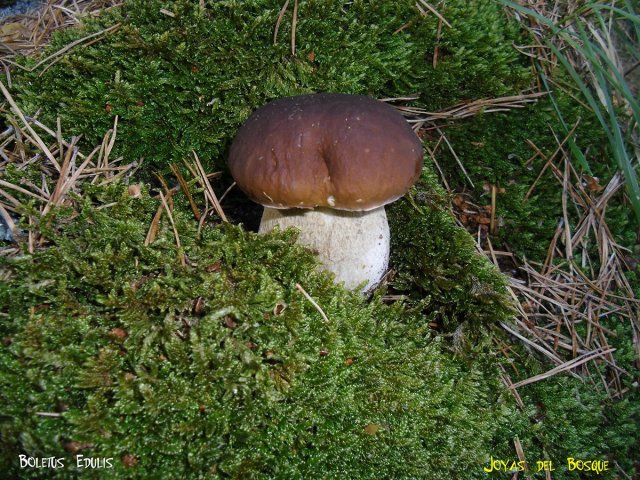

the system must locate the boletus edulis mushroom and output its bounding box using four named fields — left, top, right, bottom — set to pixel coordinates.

left=228, top=93, right=423, bottom=292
